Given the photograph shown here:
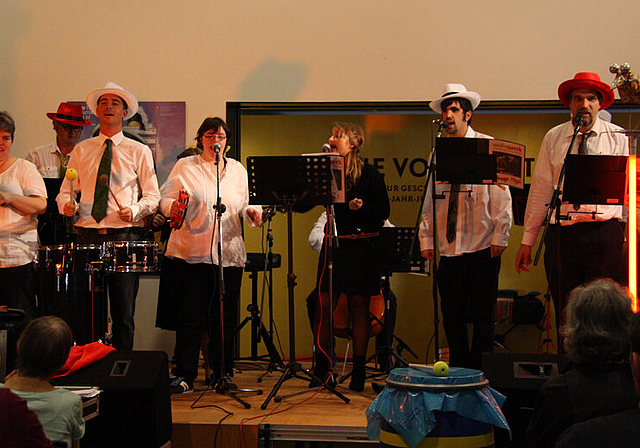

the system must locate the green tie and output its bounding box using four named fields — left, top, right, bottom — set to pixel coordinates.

left=91, top=139, right=112, bottom=222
